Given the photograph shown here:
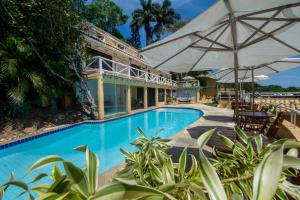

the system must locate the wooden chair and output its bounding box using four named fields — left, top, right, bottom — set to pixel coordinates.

left=240, top=116, right=269, bottom=134
left=264, top=112, right=284, bottom=138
